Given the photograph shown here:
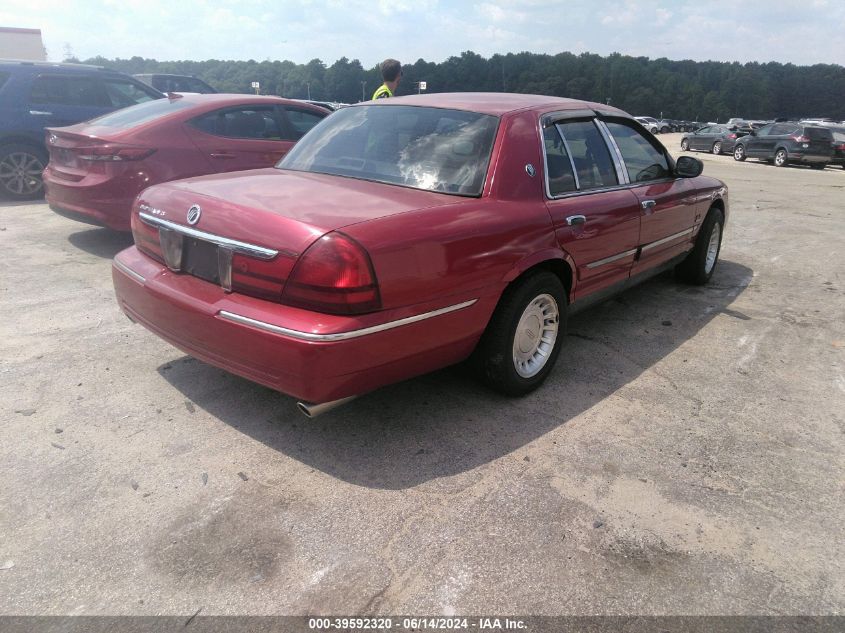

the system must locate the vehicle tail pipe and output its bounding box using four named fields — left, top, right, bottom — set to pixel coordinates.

left=296, top=396, right=357, bottom=418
